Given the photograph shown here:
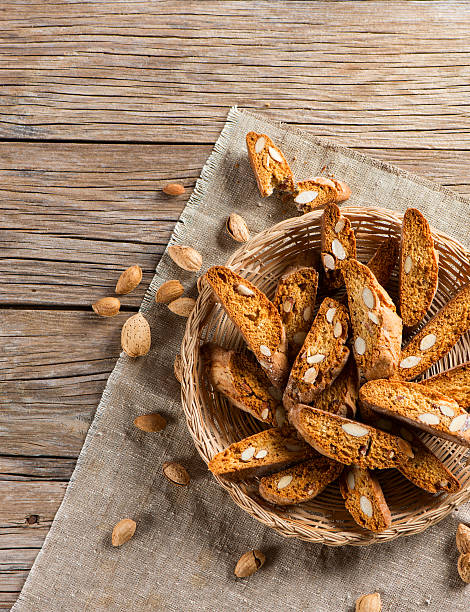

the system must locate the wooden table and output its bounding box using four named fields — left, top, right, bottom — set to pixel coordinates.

left=2, top=1, right=470, bottom=607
